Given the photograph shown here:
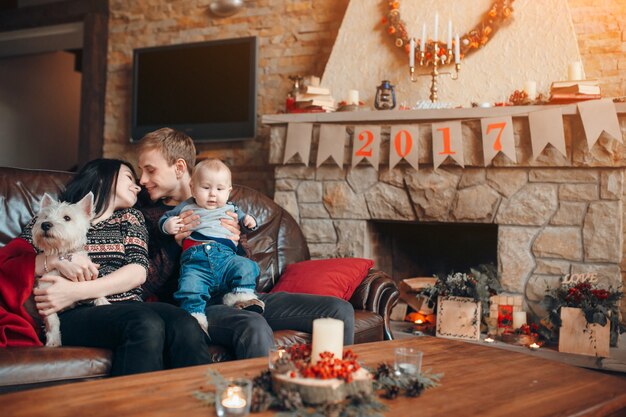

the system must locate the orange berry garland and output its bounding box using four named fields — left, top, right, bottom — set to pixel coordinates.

left=383, top=0, right=515, bottom=66
left=284, top=344, right=361, bottom=383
